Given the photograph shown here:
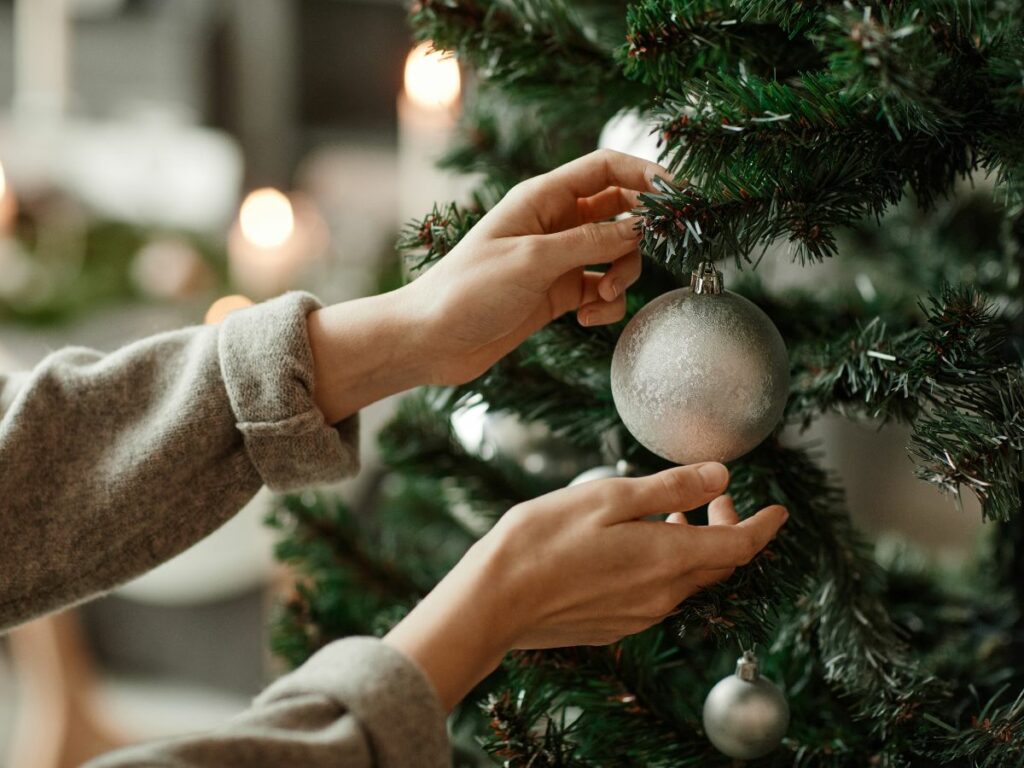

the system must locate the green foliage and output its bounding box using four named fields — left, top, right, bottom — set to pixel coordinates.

left=272, top=0, right=1024, bottom=764
left=0, top=219, right=226, bottom=325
